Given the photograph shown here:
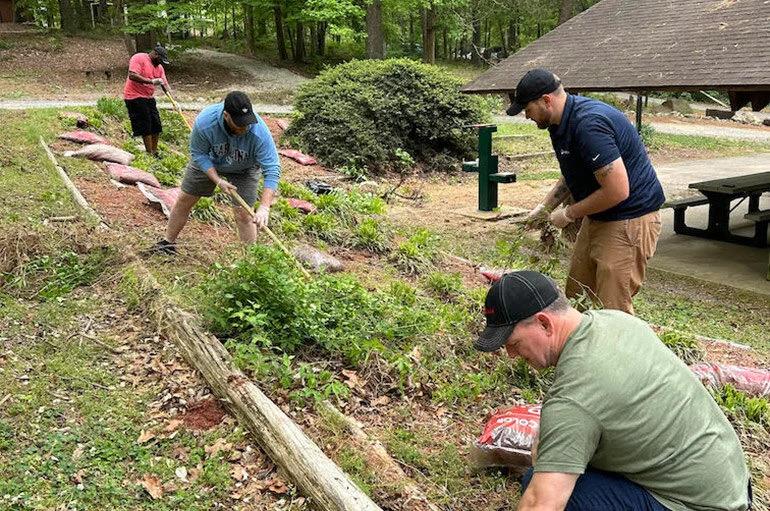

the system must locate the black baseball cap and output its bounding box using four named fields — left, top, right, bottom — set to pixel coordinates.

left=506, top=68, right=561, bottom=116
left=224, top=91, right=258, bottom=127
left=475, top=271, right=560, bottom=352
left=153, top=44, right=170, bottom=65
